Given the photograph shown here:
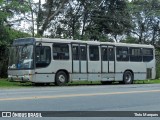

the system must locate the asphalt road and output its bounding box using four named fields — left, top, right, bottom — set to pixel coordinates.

left=0, top=84, right=160, bottom=120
